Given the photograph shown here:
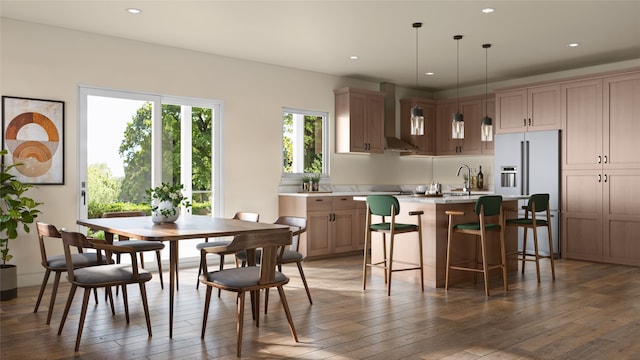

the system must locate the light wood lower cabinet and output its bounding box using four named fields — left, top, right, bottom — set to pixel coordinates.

left=562, top=169, right=640, bottom=266
left=279, top=195, right=365, bottom=258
